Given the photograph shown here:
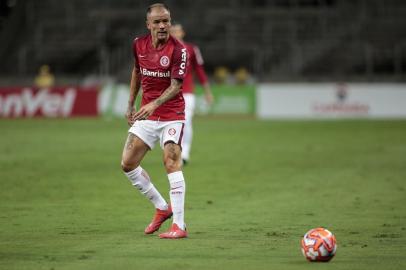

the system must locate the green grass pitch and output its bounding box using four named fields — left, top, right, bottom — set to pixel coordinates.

left=0, top=117, right=405, bottom=270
